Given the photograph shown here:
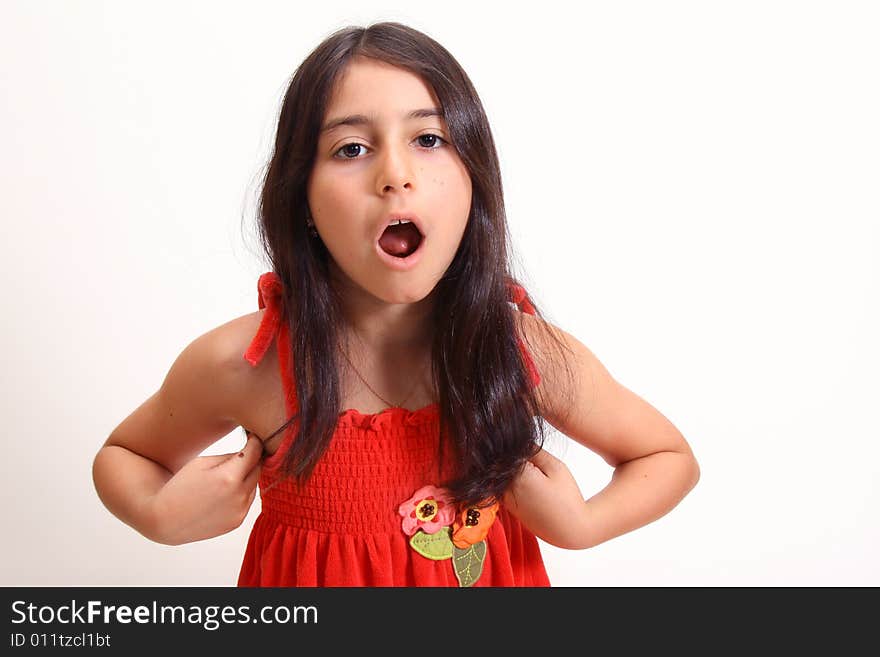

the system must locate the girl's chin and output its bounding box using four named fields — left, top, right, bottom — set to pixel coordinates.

left=371, top=281, right=436, bottom=306
left=328, top=259, right=436, bottom=305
